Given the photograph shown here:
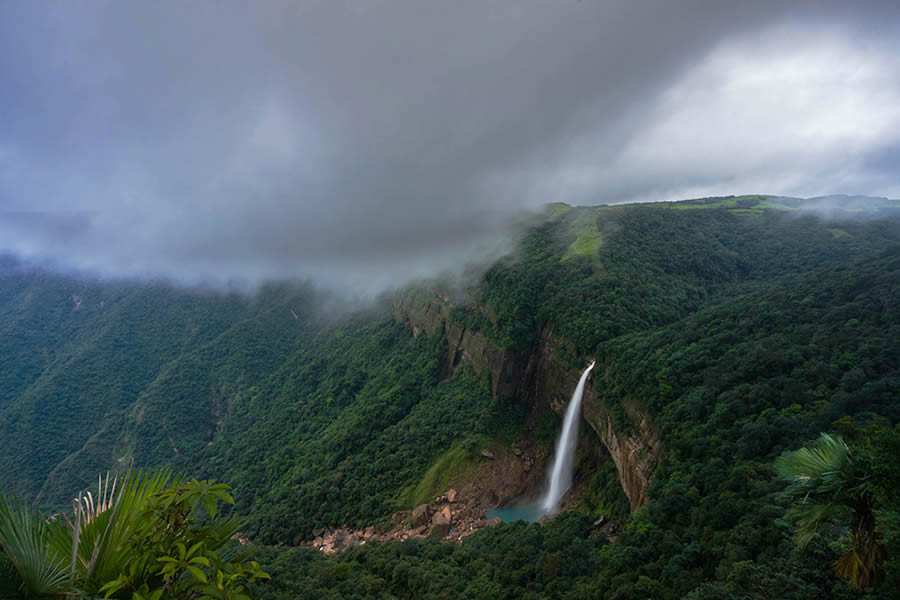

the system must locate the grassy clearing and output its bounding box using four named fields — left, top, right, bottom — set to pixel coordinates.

left=728, top=208, right=764, bottom=216
left=669, top=203, right=718, bottom=210
left=395, top=441, right=482, bottom=508
left=563, top=226, right=604, bottom=259
left=669, top=198, right=737, bottom=210
left=561, top=209, right=605, bottom=260
left=827, top=228, right=852, bottom=239
left=757, top=201, right=798, bottom=211
left=545, top=202, right=573, bottom=219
